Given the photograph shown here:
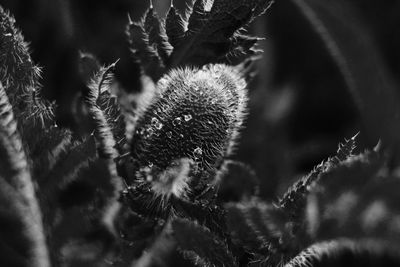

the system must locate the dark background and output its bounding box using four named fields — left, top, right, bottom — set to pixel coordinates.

left=1, top=0, right=399, bottom=200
